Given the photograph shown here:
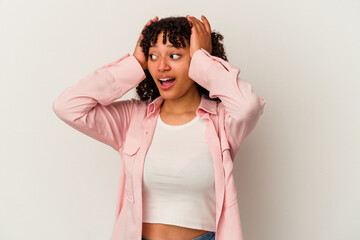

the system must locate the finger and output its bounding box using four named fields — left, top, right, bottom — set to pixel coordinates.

left=146, top=16, right=158, bottom=27
left=187, top=16, right=199, bottom=34
left=186, top=15, right=194, bottom=28
left=189, top=16, right=202, bottom=32
left=191, top=16, right=203, bottom=25
left=191, top=16, right=207, bottom=33
left=152, top=16, right=159, bottom=22
left=141, top=19, right=152, bottom=41
left=201, top=15, right=211, bottom=34
left=190, top=16, right=201, bottom=26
